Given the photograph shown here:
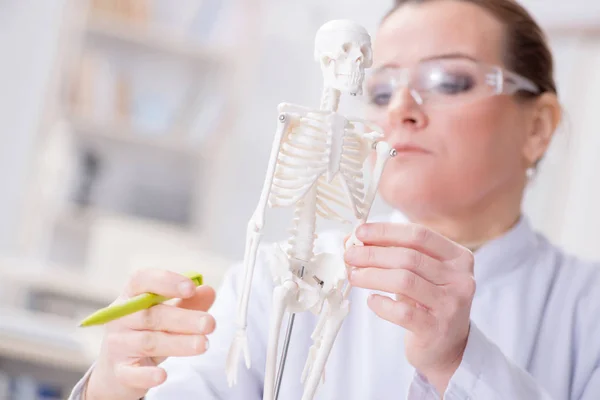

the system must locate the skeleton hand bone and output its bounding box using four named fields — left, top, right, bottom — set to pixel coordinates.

left=226, top=328, right=251, bottom=387
left=227, top=215, right=264, bottom=387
